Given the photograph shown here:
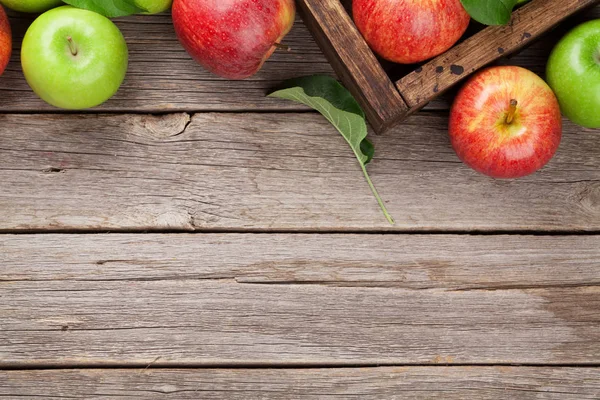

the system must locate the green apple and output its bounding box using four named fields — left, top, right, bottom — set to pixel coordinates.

left=134, top=0, right=172, bottom=14
left=0, top=0, right=63, bottom=13
left=21, top=6, right=128, bottom=109
left=547, top=19, right=600, bottom=129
